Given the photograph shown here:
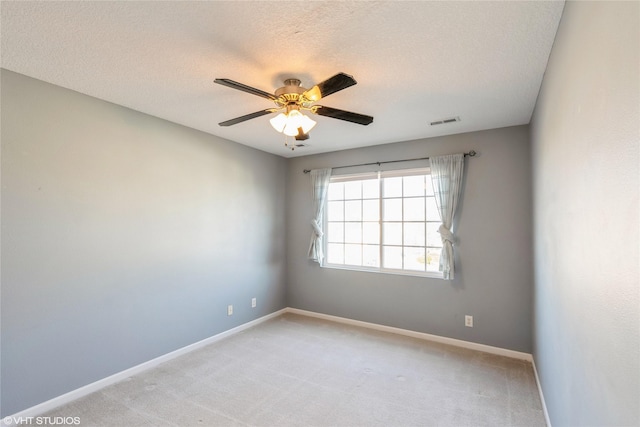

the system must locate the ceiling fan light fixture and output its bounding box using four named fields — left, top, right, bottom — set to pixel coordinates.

left=272, top=110, right=316, bottom=136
